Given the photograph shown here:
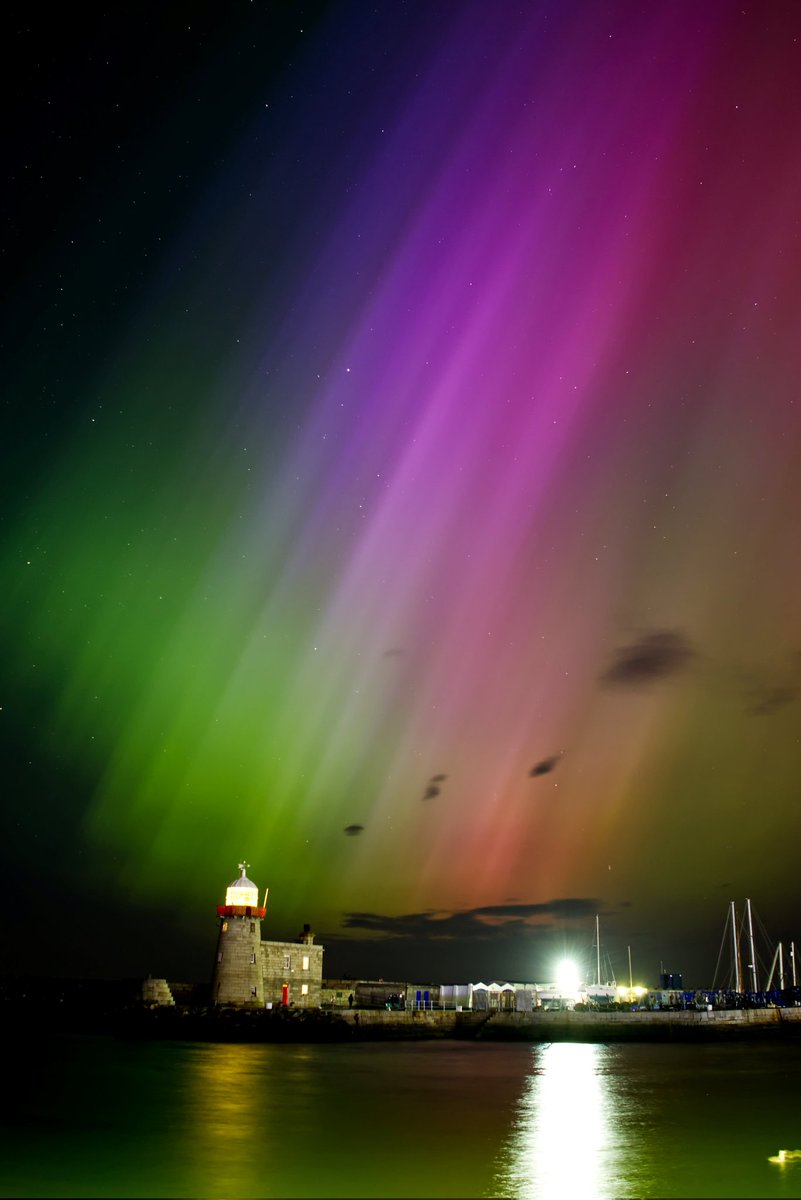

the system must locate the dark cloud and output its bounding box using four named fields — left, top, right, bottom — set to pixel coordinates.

left=477, top=899, right=598, bottom=920
left=422, top=773, right=447, bottom=800
left=600, top=630, right=696, bottom=687
left=340, top=897, right=599, bottom=941
left=734, top=652, right=801, bottom=715
left=748, top=684, right=798, bottom=716
left=529, top=755, right=560, bottom=777
left=343, top=824, right=364, bottom=836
